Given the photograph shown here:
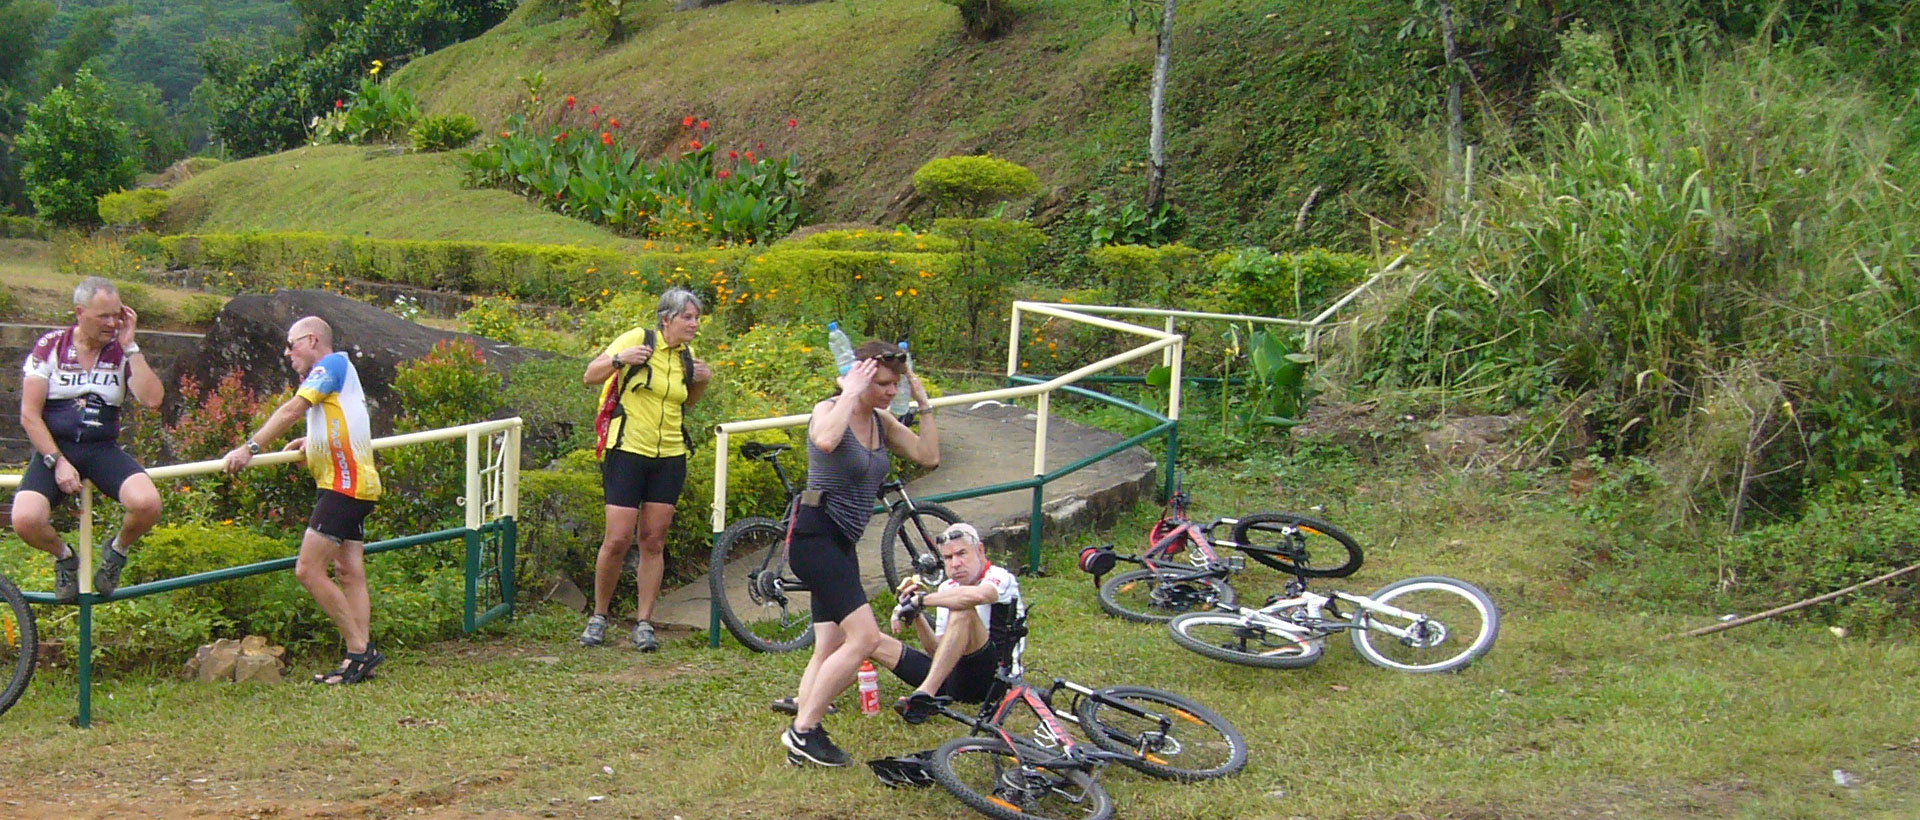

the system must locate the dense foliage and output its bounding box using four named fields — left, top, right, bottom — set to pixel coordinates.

left=17, top=70, right=137, bottom=226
